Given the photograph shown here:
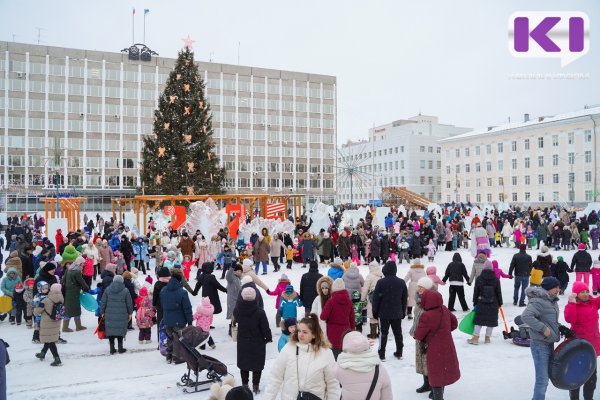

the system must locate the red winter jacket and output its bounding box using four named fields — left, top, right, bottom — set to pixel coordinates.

left=564, top=296, right=600, bottom=355
left=320, top=290, right=355, bottom=349
left=414, top=290, right=461, bottom=387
